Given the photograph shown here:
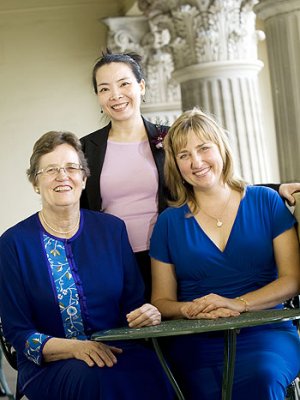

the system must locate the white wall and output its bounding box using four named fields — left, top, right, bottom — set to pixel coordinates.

left=0, top=4, right=109, bottom=234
